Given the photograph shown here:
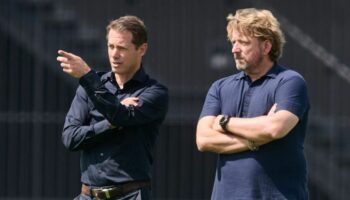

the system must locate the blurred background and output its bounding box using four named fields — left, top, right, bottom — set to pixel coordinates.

left=1, top=0, right=350, bottom=199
